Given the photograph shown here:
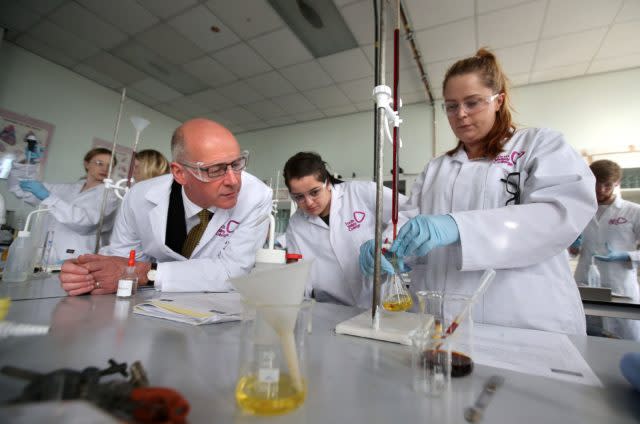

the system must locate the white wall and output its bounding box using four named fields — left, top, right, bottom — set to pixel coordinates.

left=0, top=42, right=179, bottom=216
left=238, top=67, right=640, bottom=183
